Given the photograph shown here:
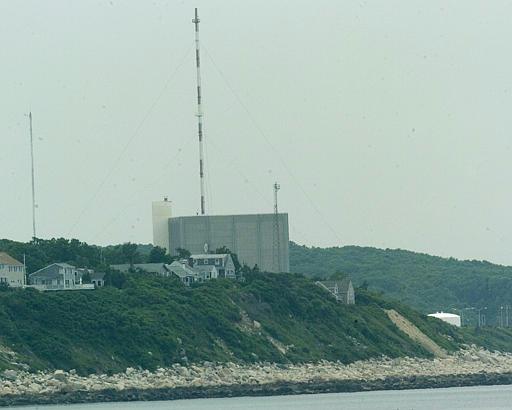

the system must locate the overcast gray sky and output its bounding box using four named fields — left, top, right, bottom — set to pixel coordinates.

left=2, top=0, right=512, bottom=264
